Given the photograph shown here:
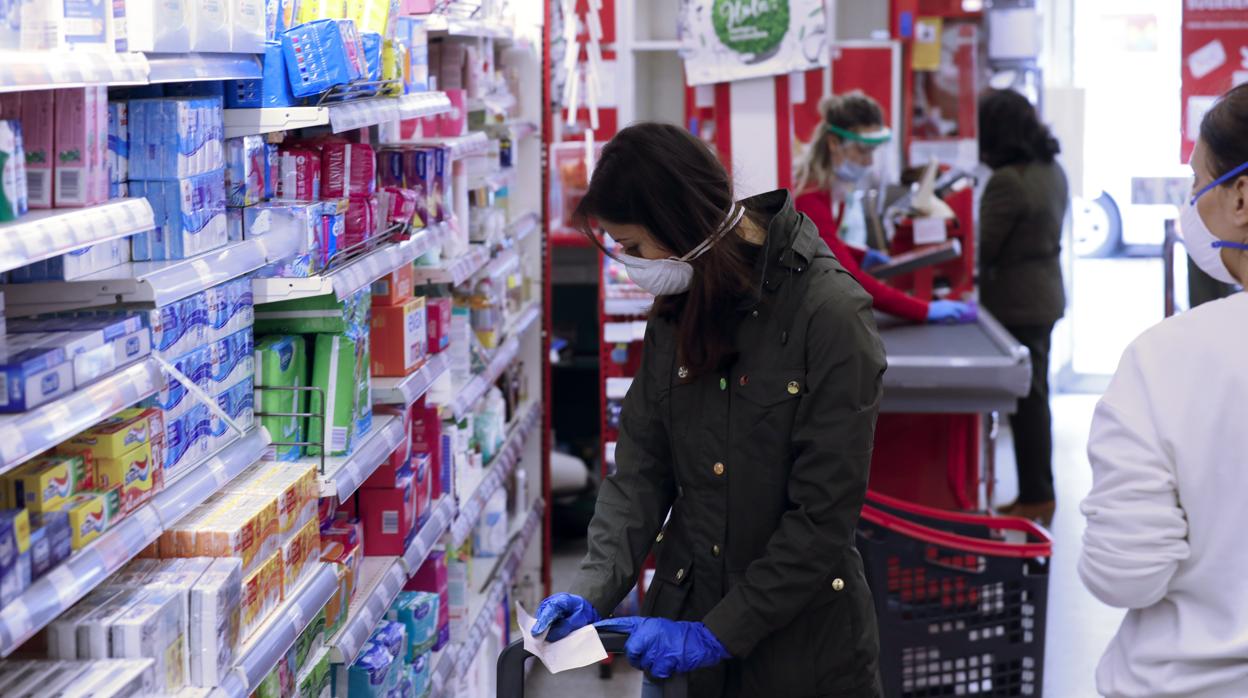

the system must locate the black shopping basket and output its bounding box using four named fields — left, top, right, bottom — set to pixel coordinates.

left=497, top=630, right=688, bottom=698
left=857, top=491, right=1052, bottom=698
